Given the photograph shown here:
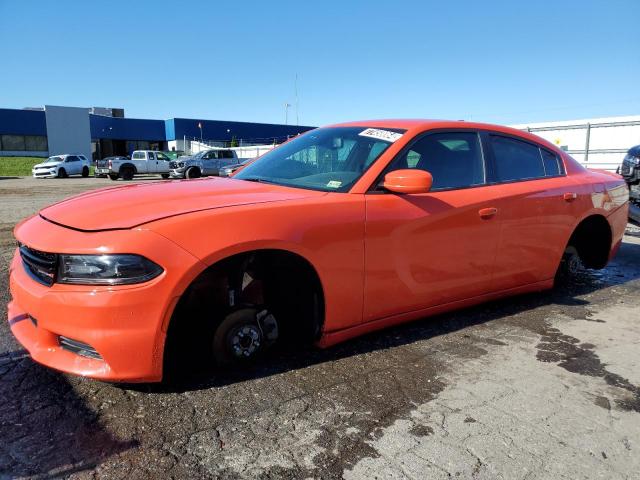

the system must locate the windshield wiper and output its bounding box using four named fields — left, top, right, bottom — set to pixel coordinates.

left=239, top=177, right=275, bottom=184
